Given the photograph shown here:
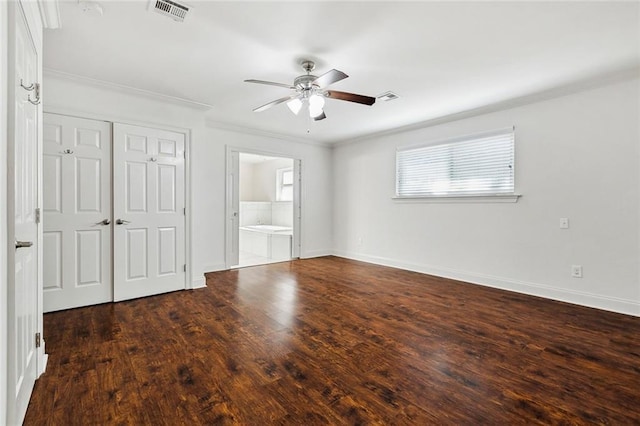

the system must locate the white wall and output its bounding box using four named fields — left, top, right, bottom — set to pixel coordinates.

left=333, top=77, right=640, bottom=316
left=43, top=75, right=334, bottom=284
